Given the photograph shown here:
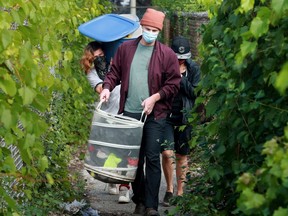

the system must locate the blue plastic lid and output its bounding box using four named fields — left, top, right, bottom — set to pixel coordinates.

left=78, top=14, right=140, bottom=42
